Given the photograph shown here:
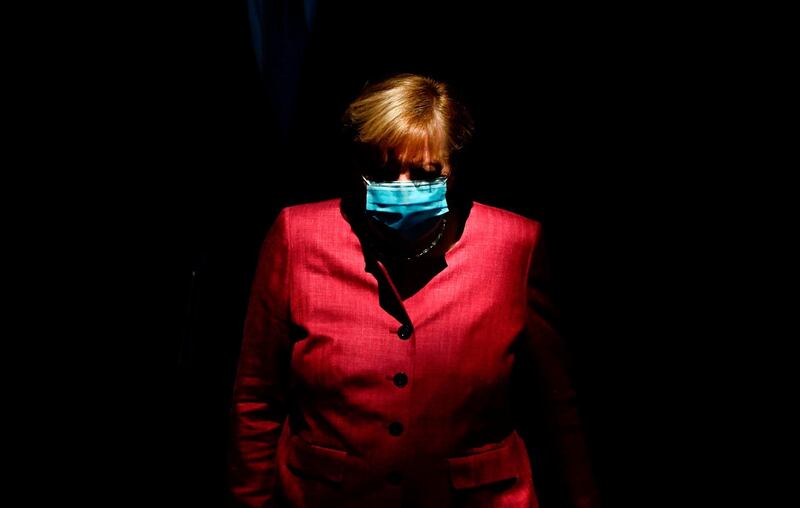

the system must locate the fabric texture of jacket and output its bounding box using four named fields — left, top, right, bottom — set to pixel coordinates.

left=229, top=198, right=599, bottom=508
